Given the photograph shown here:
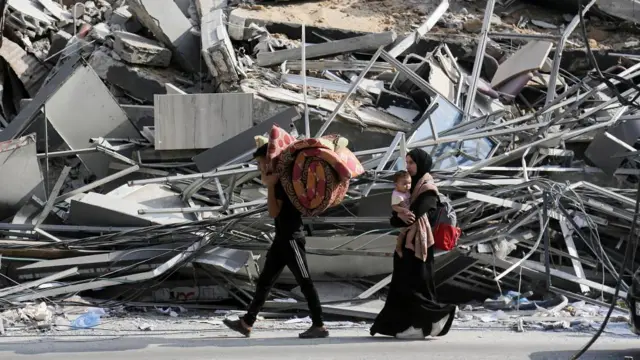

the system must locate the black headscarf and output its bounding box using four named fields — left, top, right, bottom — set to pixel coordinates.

left=407, top=148, right=433, bottom=193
